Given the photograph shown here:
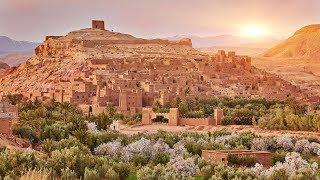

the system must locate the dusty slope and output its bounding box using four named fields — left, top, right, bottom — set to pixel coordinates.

left=264, top=24, right=320, bottom=59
